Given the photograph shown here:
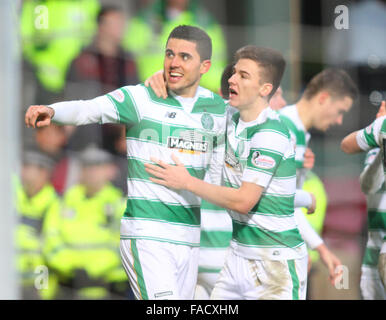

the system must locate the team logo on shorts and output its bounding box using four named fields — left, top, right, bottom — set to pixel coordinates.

left=252, top=151, right=276, bottom=169
left=109, top=89, right=125, bottom=103
left=201, top=113, right=214, bottom=130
